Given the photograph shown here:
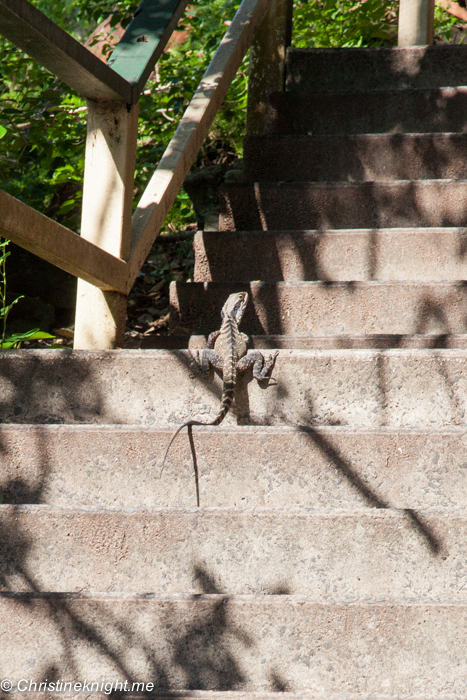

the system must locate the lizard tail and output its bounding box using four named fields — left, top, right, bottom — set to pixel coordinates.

left=211, top=385, right=234, bottom=425
left=160, top=389, right=235, bottom=477
left=160, top=420, right=201, bottom=478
